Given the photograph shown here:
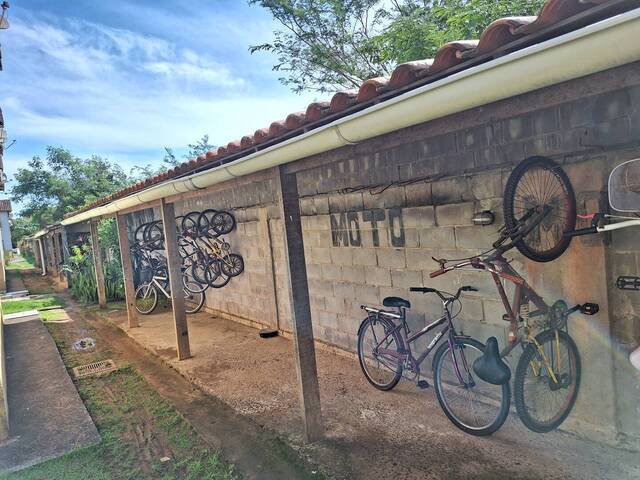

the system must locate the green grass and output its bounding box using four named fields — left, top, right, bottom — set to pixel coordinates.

left=1, top=295, right=67, bottom=315
left=5, top=260, right=36, bottom=270
left=2, top=323, right=239, bottom=480
left=39, top=309, right=67, bottom=322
